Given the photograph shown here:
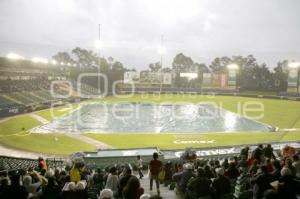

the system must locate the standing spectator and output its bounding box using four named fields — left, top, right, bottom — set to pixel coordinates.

left=263, top=144, right=275, bottom=159
left=105, top=167, right=119, bottom=197
left=249, top=160, right=259, bottom=176
left=23, top=172, right=43, bottom=197
left=149, top=152, right=162, bottom=194
left=292, top=155, right=300, bottom=178
left=212, top=168, right=231, bottom=199
left=118, top=167, right=133, bottom=198
left=122, top=176, right=144, bottom=199
left=186, top=167, right=213, bottom=199
left=137, top=155, right=144, bottom=179
left=240, top=146, right=249, bottom=158
left=251, top=165, right=273, bottom=199
left=172, top=163, right=195, bottom=198
left=253, top=144, right=264, bottom=164
left=38, top=157, right=48, bottom=171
